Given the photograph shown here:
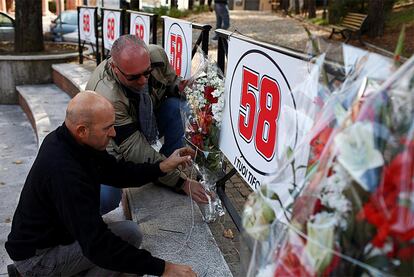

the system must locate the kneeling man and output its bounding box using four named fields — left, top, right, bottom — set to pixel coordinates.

left=5, top=91, right=196, bottom=277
